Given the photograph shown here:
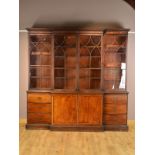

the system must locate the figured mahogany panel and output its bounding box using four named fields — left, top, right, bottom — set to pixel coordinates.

left=53, top=94, right=77, bottom=125
left=28, top=102, right=51, bottom=113
left=28, top=113, right=51, bottom=124
left=28, top=93, right=51, bottom=103
left=78, top=95, right=102, bottom=125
